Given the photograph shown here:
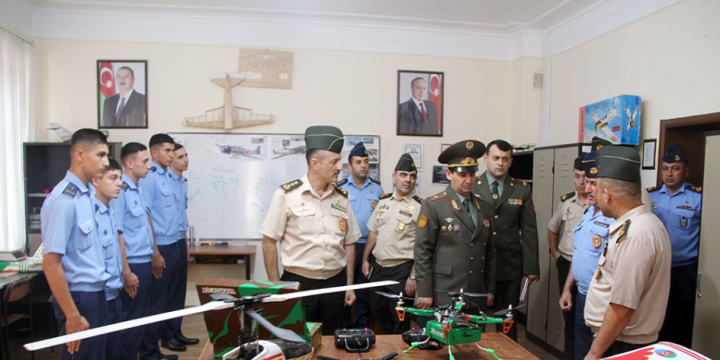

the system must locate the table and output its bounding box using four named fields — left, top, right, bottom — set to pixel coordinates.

left=188, top=245, right=256, bottom=280
left=199, top=333, right=539, bottom=360
left=0, top=272, right=37, bottom=360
